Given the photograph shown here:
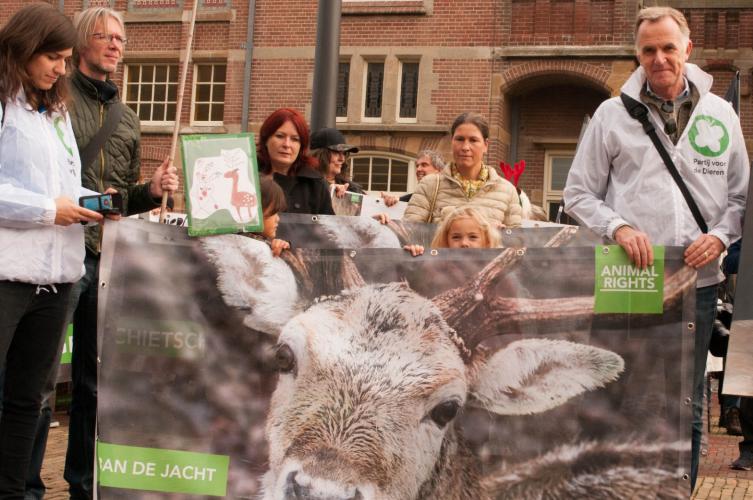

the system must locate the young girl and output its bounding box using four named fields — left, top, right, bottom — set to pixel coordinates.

left=257, top=177, right=291, bottom=257
left=404, top=206, right=501, bottom=256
